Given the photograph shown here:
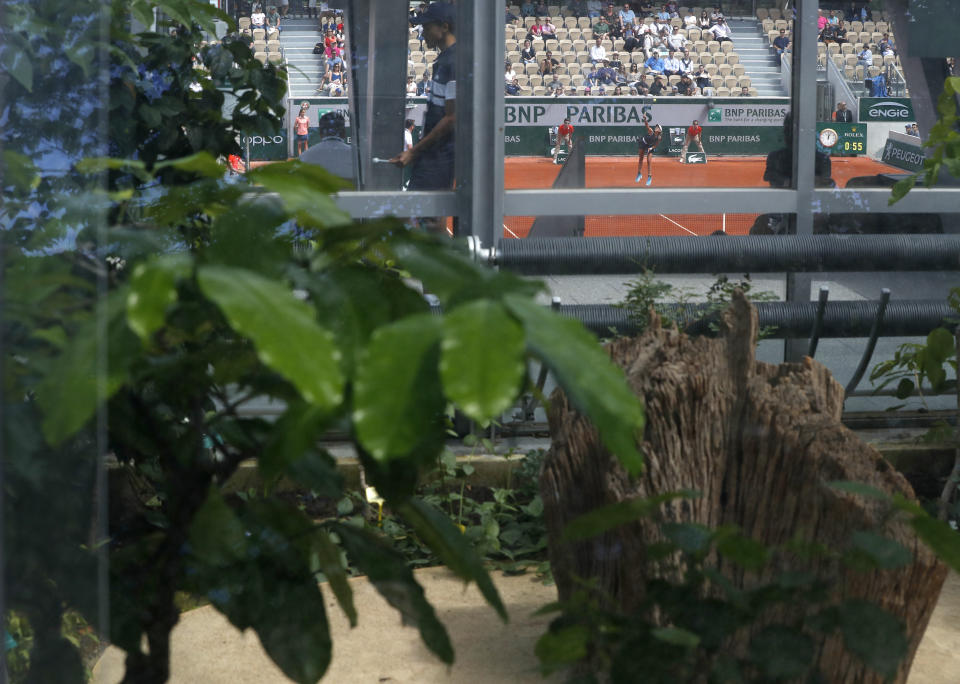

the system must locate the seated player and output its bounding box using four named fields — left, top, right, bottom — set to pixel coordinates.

left=635, top=115, right=662, bottom=185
